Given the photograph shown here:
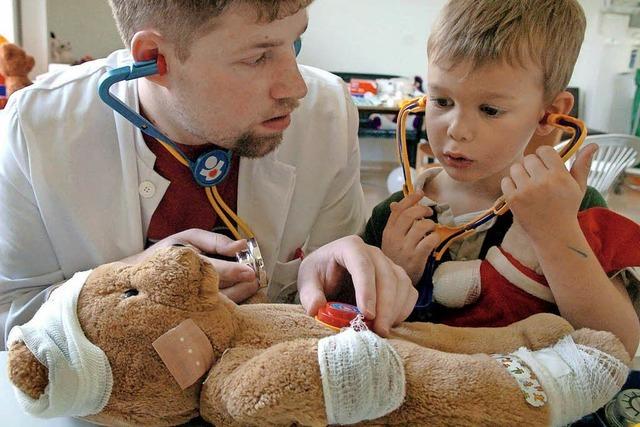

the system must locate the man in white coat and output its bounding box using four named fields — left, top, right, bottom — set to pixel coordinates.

left=0, top=0, right=417, bottom=349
